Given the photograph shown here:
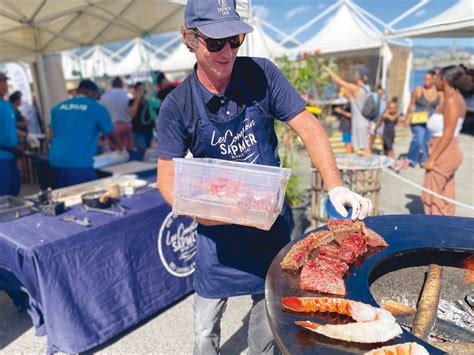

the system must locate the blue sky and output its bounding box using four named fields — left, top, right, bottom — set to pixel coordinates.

left=250, top=0, right=473, bottom=48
